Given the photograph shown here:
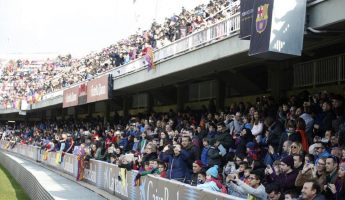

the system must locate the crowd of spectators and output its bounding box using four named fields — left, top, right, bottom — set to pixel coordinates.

left=1, top=89, right=345, bottom=200
left=0, top=0, right=239, bottom=109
